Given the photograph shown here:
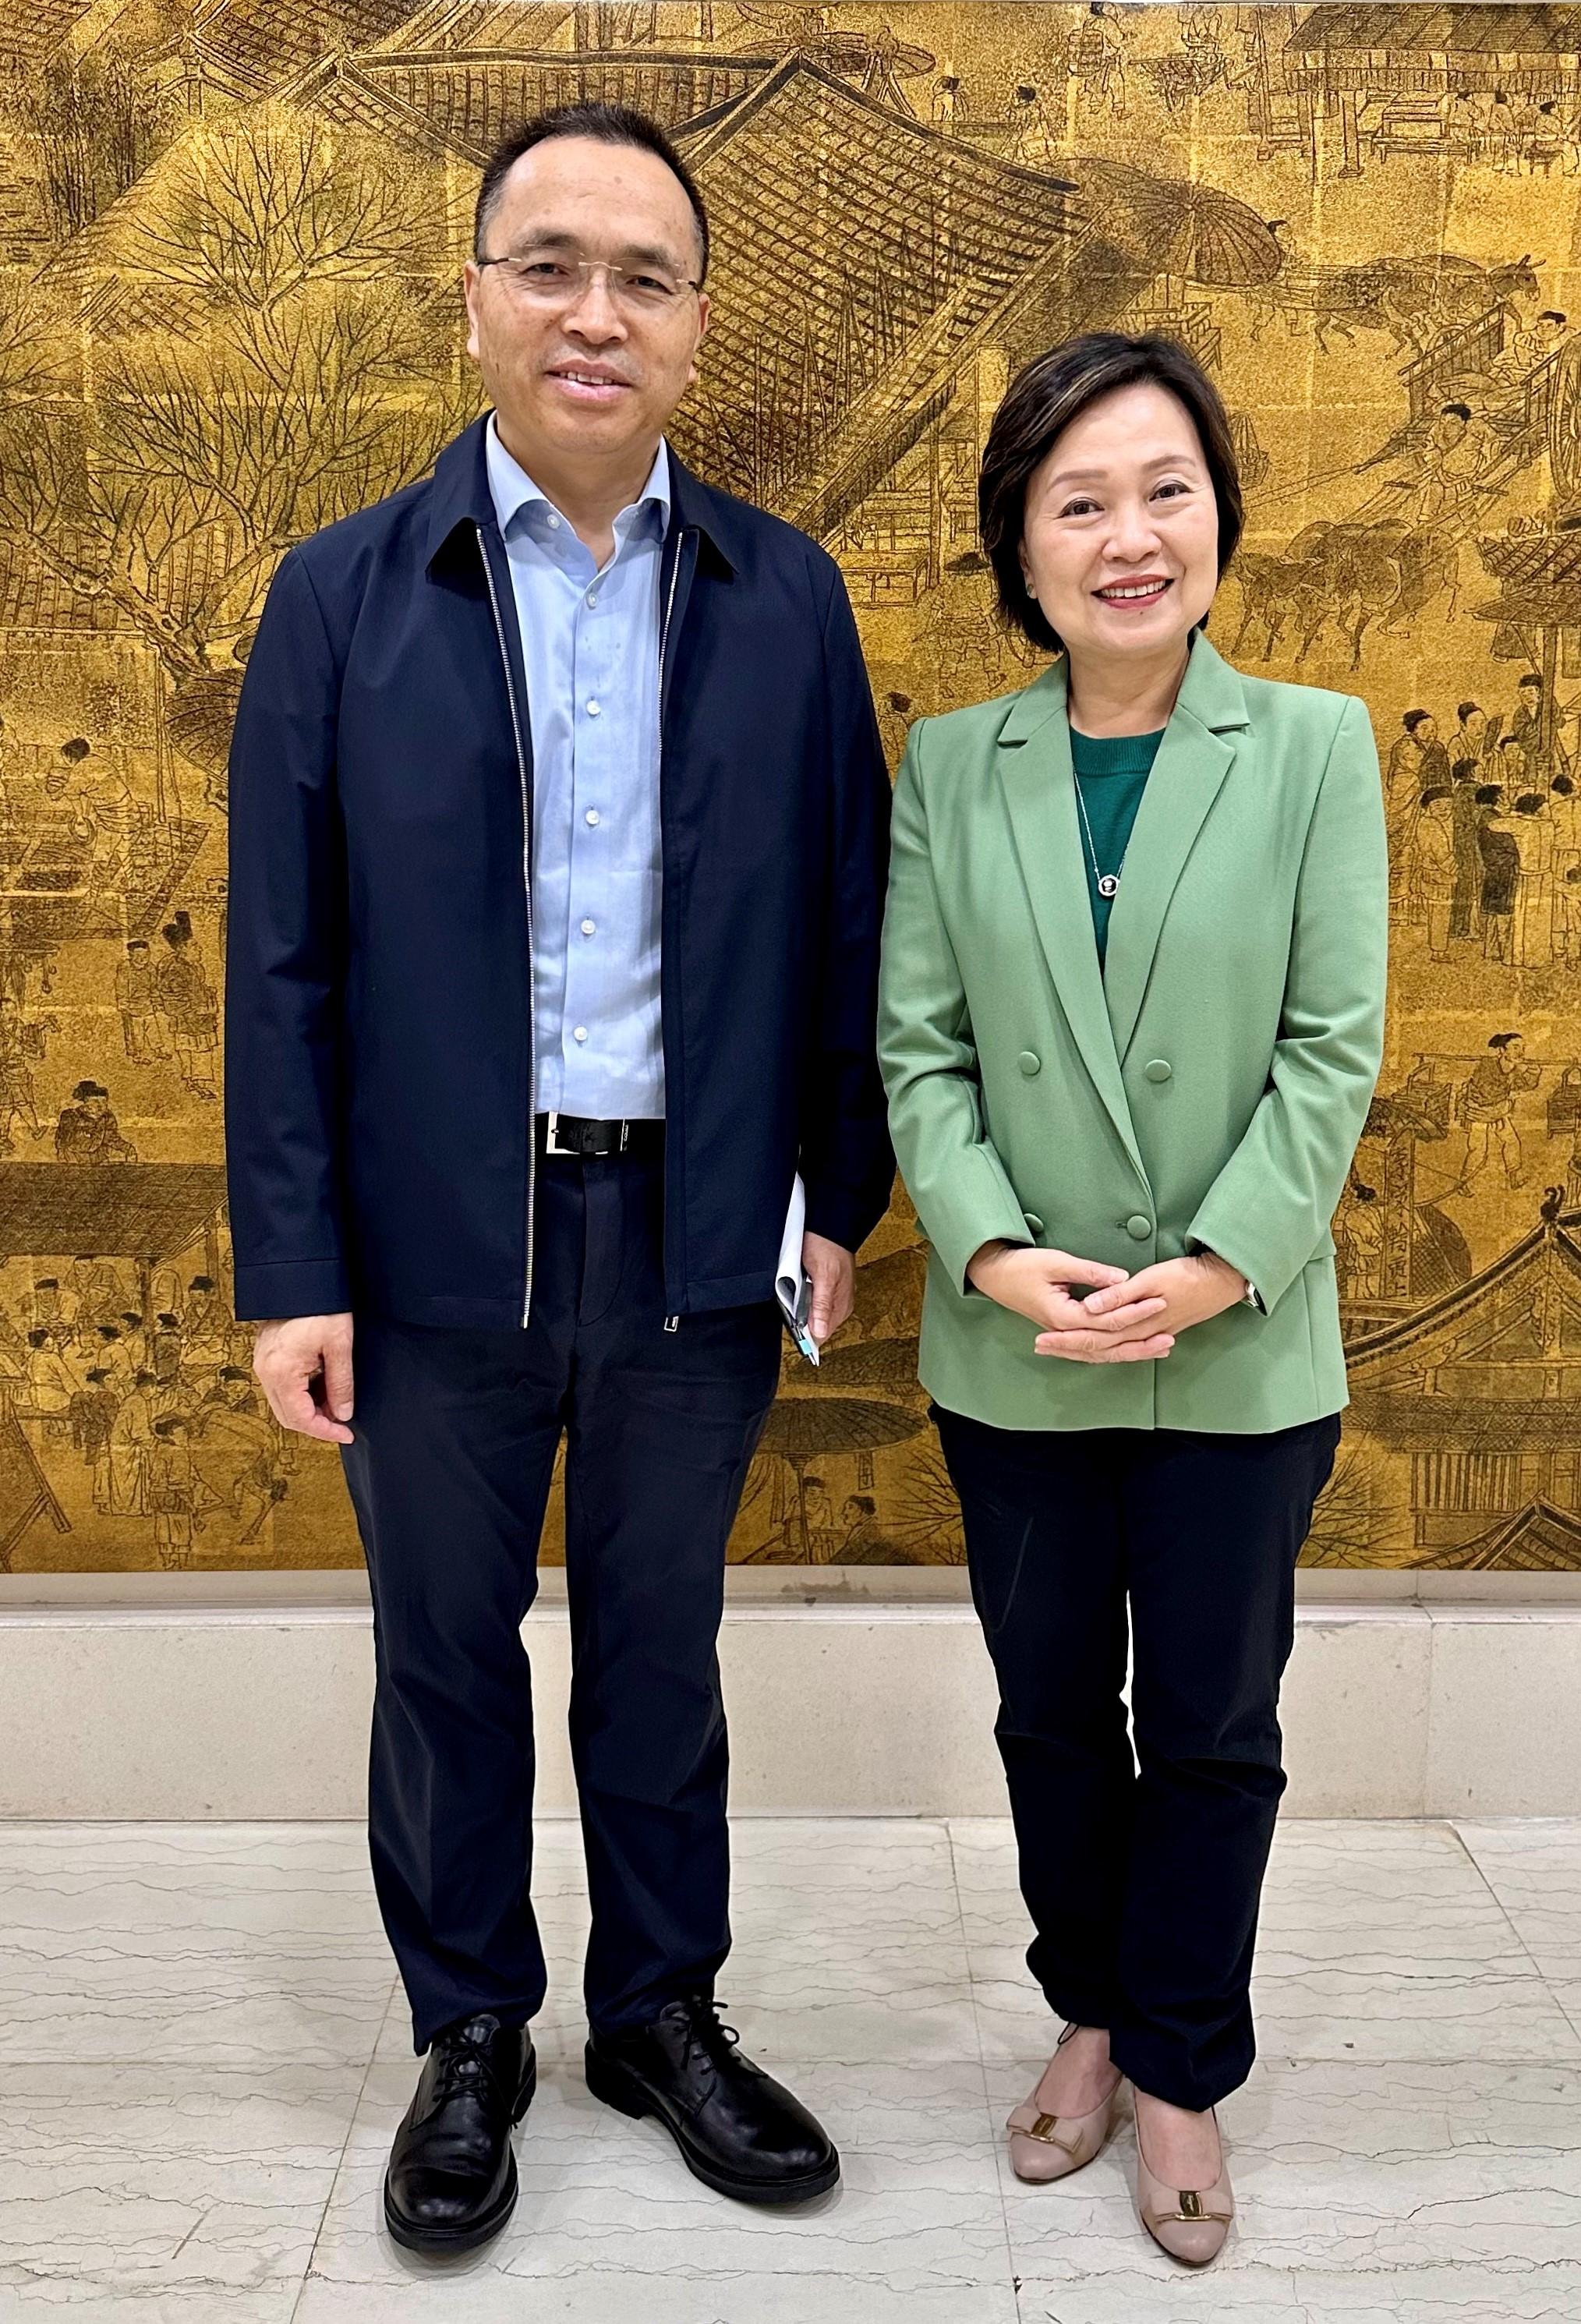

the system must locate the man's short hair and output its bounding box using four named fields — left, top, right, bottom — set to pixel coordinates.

left=474, top=102, right=709, bottom=280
